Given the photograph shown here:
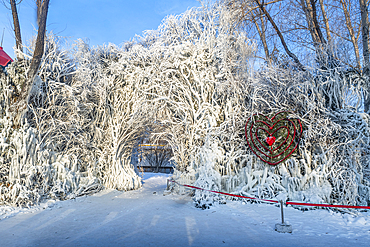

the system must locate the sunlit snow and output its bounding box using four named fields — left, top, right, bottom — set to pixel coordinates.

left=0, top=173, right=369, bottom=246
